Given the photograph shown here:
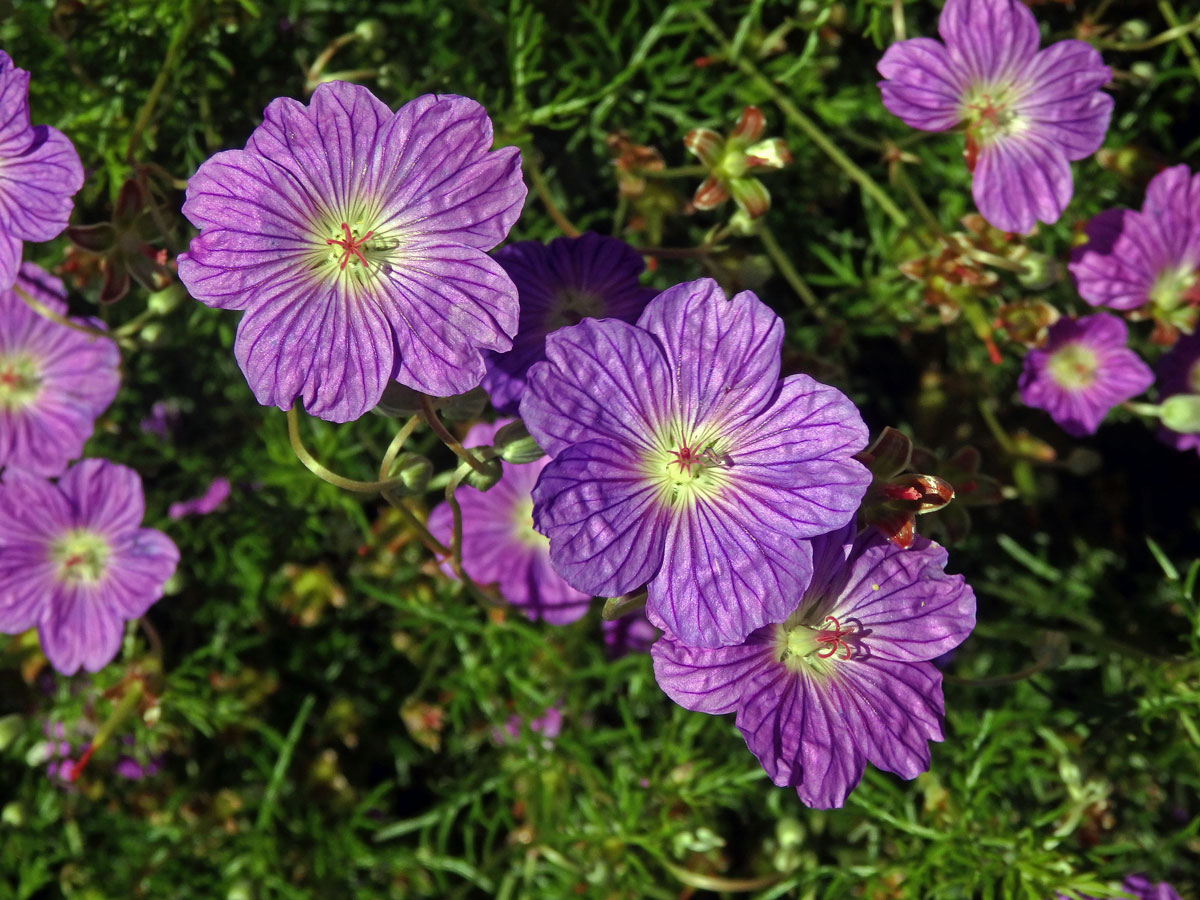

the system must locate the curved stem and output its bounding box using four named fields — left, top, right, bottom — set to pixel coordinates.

left=378, top=415, right=421, bottom=481
left=524, top=155, right=581, bottom=237
left=418, top=397, right=491, bottom=476
left=381, top=490, right=449, bottom=558
left=285, top=406, right=407, bottom=494
left=13, top=285, right=123, bottom=346
left=127, top=2, right=195, bottom=163
left=691, top=9, right=909, bottom=229
left=758, top=221, right=824, bottom=318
